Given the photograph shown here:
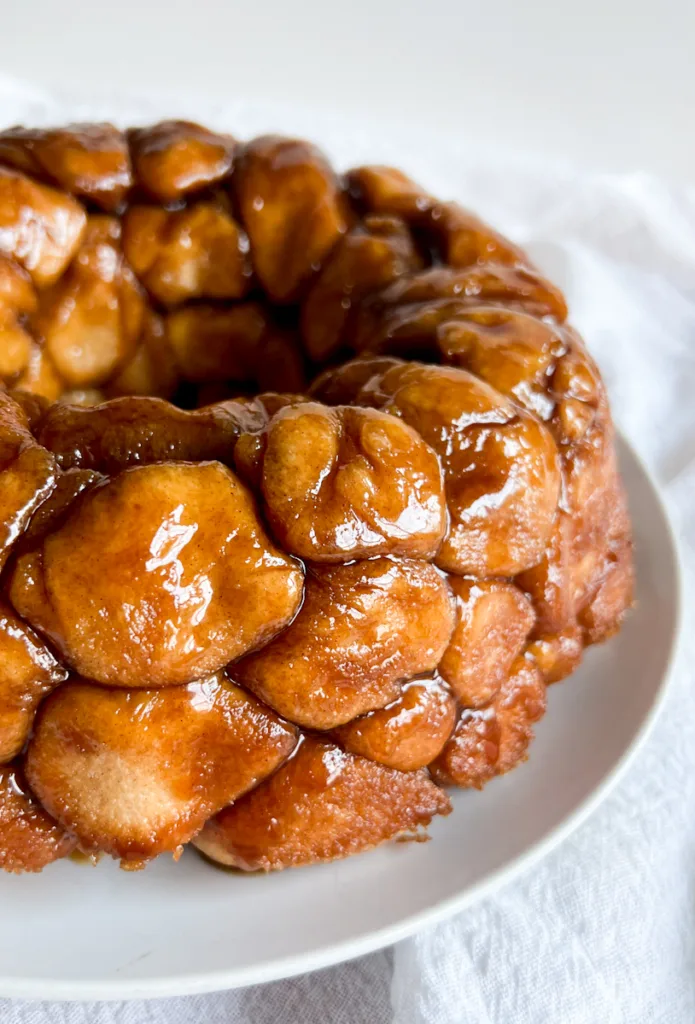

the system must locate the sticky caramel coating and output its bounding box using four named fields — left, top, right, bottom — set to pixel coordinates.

left=527, top=627, right=584, bottom=685
left=0, top=256, right=36, bottom=379
left=36, top=395, right=256, bottom=473
left=379, top=303, right=561, bottom=413
left=352, top=265, right=568, bottom=352
left=517, top=511, right=574, bottom=637
left=234, top=136, right=348, bottom=302
left=256, top=326, right=307, bottom=395
left=564, top=420, right=634, bottom=641
left=438, top=311, right=603, bottom=443
left=301, top=215, right=421, bottom=362
left=11, top=462, right=304, bottom=687
left=0, top=602, right=68, bottom=763
left=14, top=344, right=64, bottom=401
left=430, top=655, right=546, bottom=788
left=25, top=674, right=297, bottom=864
left=515, top=511, right=584, bottom=683
left=0, top=123, right=132, bottom=212
left=438, top=578, right=535, bottom=706
left=34, top=216, right=145, bottom=389
left=194, top=735, right=451, bottom=871
left=347, top=165, right=527, bottom=268
left=0, top=253, right=36, bottom=313
left=0, top=167, right=86, bottom=287
left=234, top=558, right=455, bottom=729
left=166, top=303, right=305, bottom=393
left=356, top=360, right=562, bottom=577
left=0, top=311, right=30, bottom=379
left=257, top=401, right=447, bottom=562
left=0, top=761, right=75, bottom=873
left=0, top=390, right=57, bottom=571
left=122, top=202, right=252, bottom=307
left=128, top=121, right=235, bottom=203
left=9, top=389, right=49, bottom=431
left=0, top=123, right=636, bottom=876
left=334, top=675, right=456, bottom=771
left=309, top=355, right=403, bottom=407
left=106, top=312, right=177, bottom=400
left=19, top=467, right=104, bottom=545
